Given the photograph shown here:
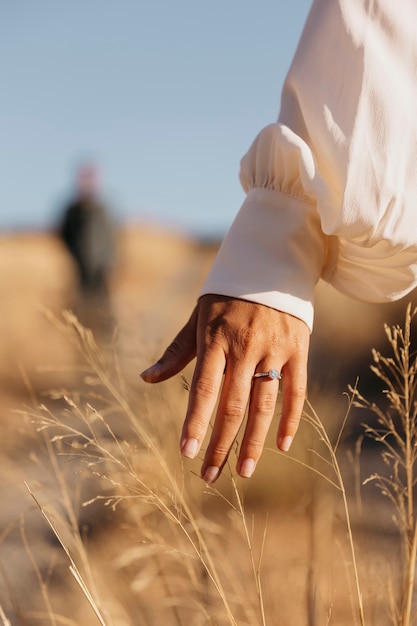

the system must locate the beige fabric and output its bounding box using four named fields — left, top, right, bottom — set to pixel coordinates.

left=201, top=0, right=417, bottom=330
